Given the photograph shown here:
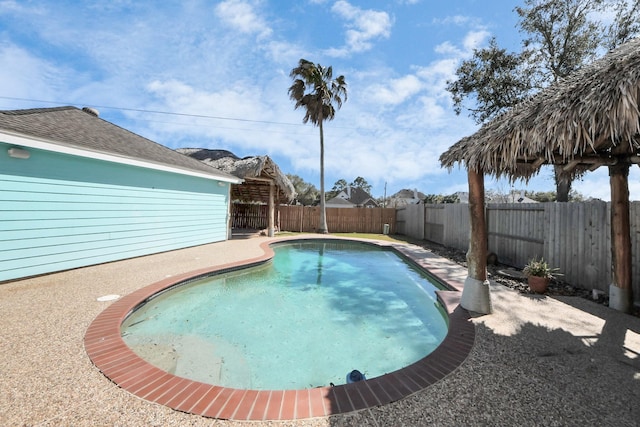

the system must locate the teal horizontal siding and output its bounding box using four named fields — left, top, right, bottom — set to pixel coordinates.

left=0, top=214, right=221, bottom=234
left=3, top=222, right=222, bottom=252
left=1, top=197, right=222, bottom=211
left=2, top=228, right=219, bottom=271
left=0, top=143, right=230, bottom=281
left=1, top=205, right=223, bottom=220
left=1, top=234, right=216, bottom=279
left=1, top=219, right=221, bottom=240
left=1, top=176, right=223, bottom=199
